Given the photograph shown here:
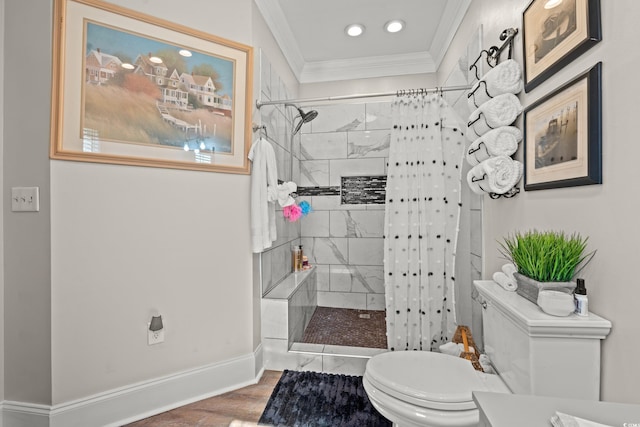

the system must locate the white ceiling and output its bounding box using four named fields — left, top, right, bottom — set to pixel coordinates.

left=254, top=0, right=472, bottom=84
